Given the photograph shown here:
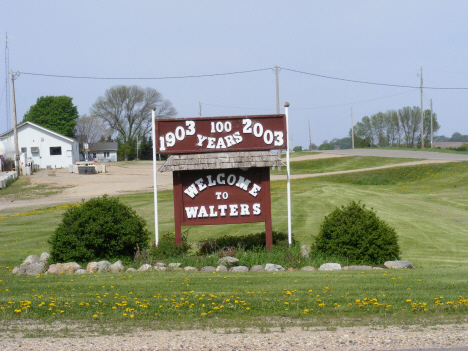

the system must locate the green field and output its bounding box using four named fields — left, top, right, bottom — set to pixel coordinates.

left=373, top=146, right=468, bottom=155
left=273, top=156, right=421, bottom=175
left=1, top=159, right=468, bottom=329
